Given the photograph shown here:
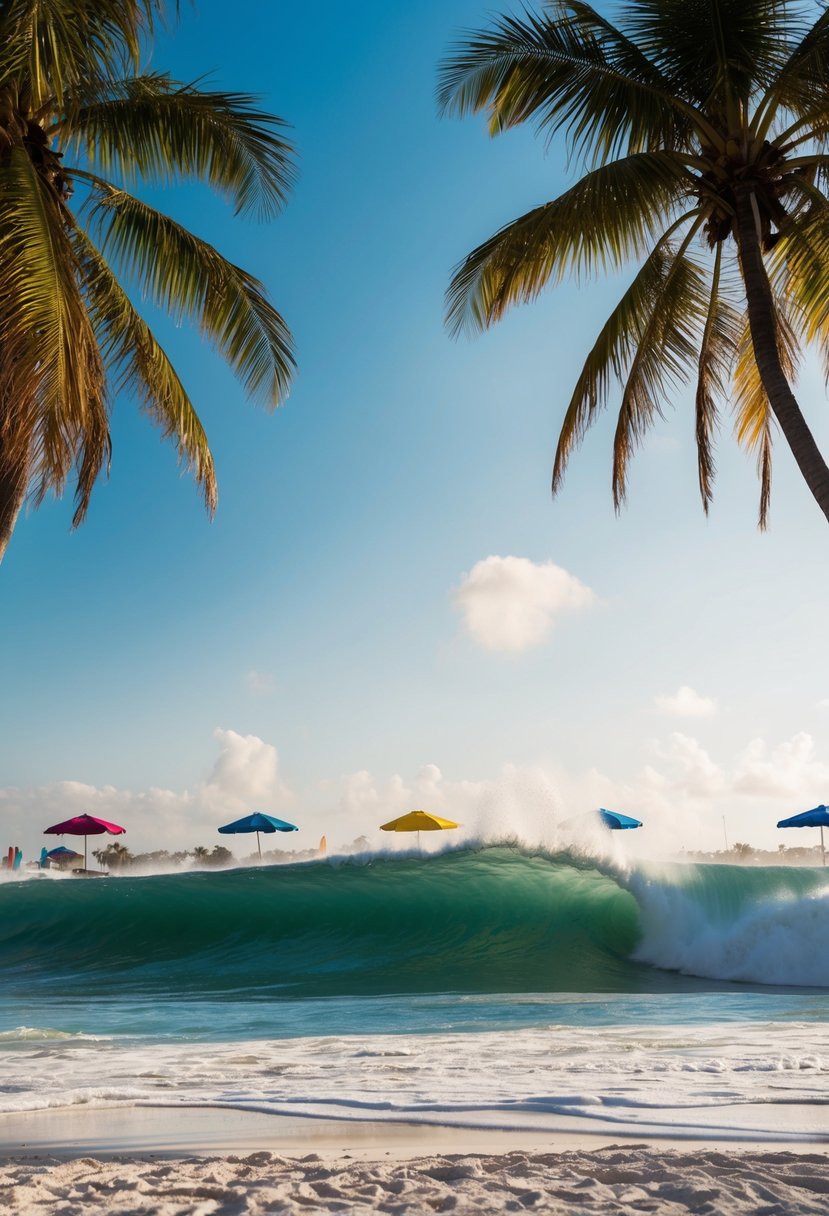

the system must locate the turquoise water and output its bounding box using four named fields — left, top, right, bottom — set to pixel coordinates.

left=1, top=845, right=827, bottom=1135
left=1, top=844, right=827, bottom=1037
